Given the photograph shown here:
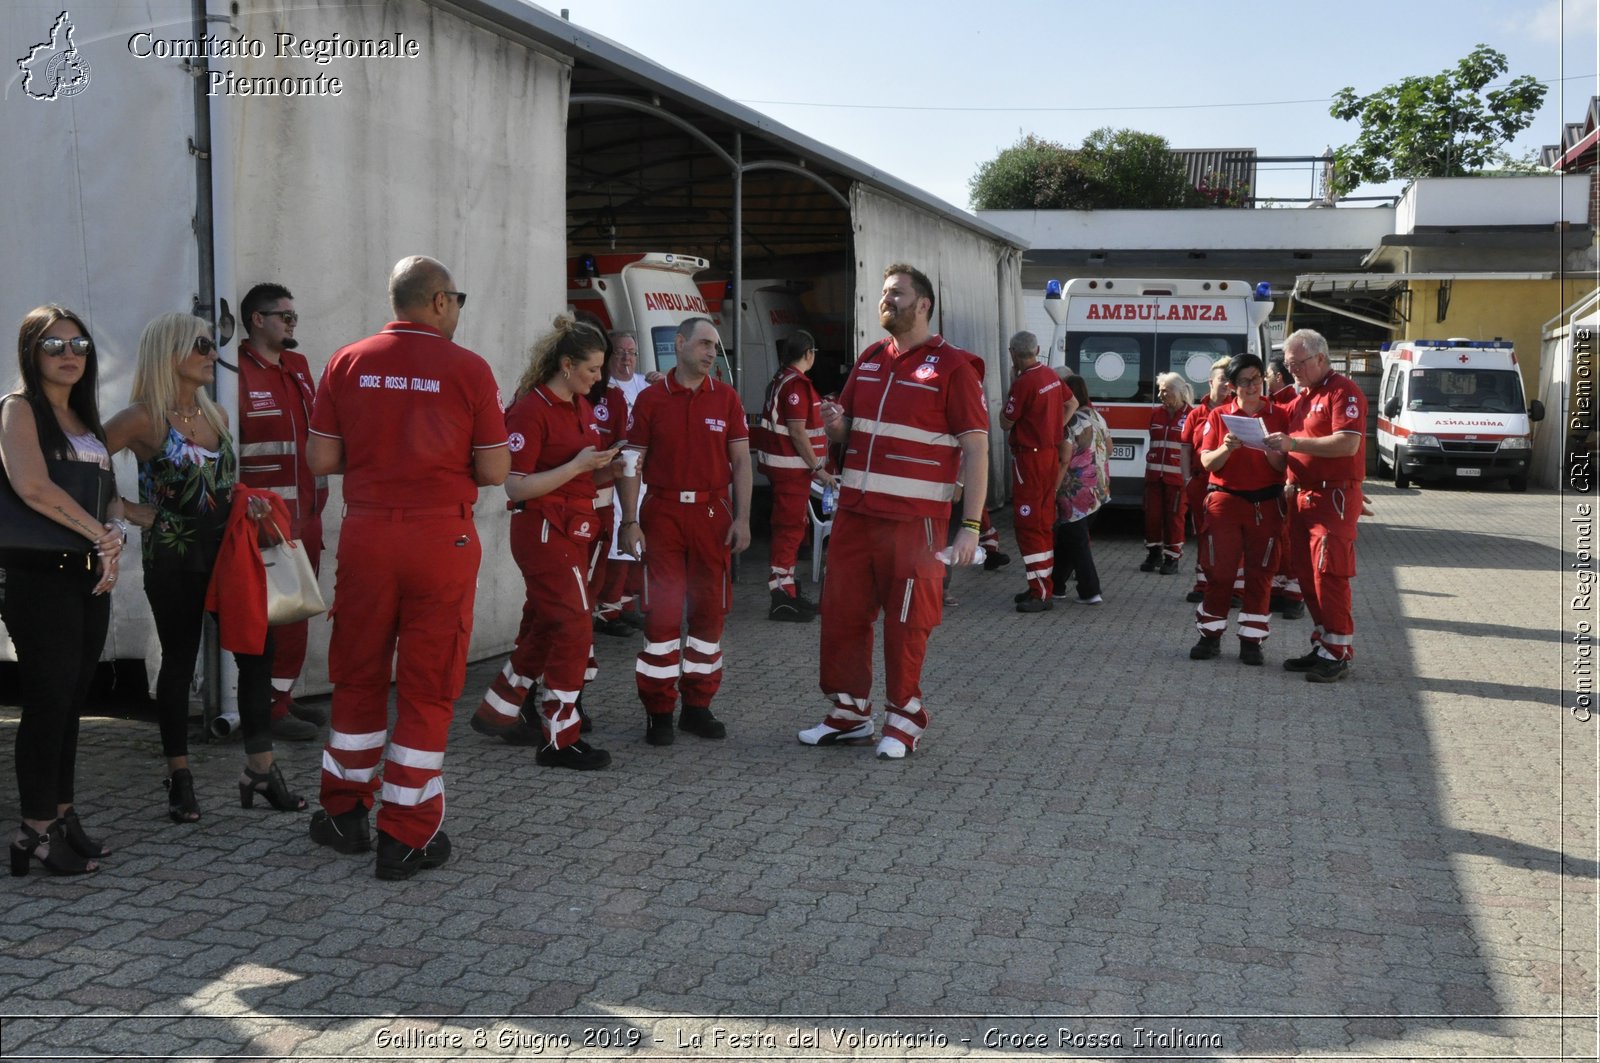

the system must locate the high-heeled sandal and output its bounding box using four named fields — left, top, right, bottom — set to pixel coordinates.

left=238, top=763, right=306, bottom=812
left=10, top=820, right=97, bottom=877
left=165, top=769, right=201, bottom=824
left=60, top=808, right=110, bottom=859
